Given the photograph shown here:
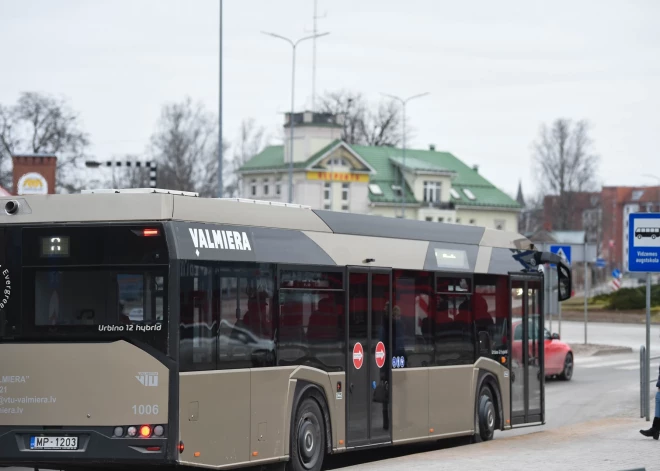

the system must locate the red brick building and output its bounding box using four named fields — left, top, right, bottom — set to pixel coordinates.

left=1, top=154, right=57, bottom=196
left=601, top=185, right=660, bottom=272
